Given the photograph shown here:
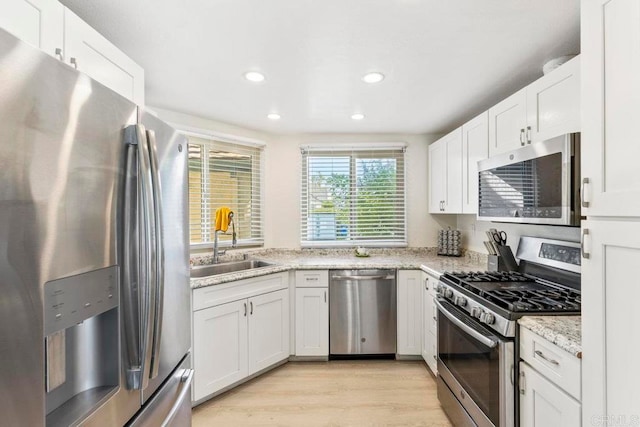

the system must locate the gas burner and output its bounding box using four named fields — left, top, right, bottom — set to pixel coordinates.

left=440, top=270, right=581, bottom=315
left=449, top=271, right=535, bottom=283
